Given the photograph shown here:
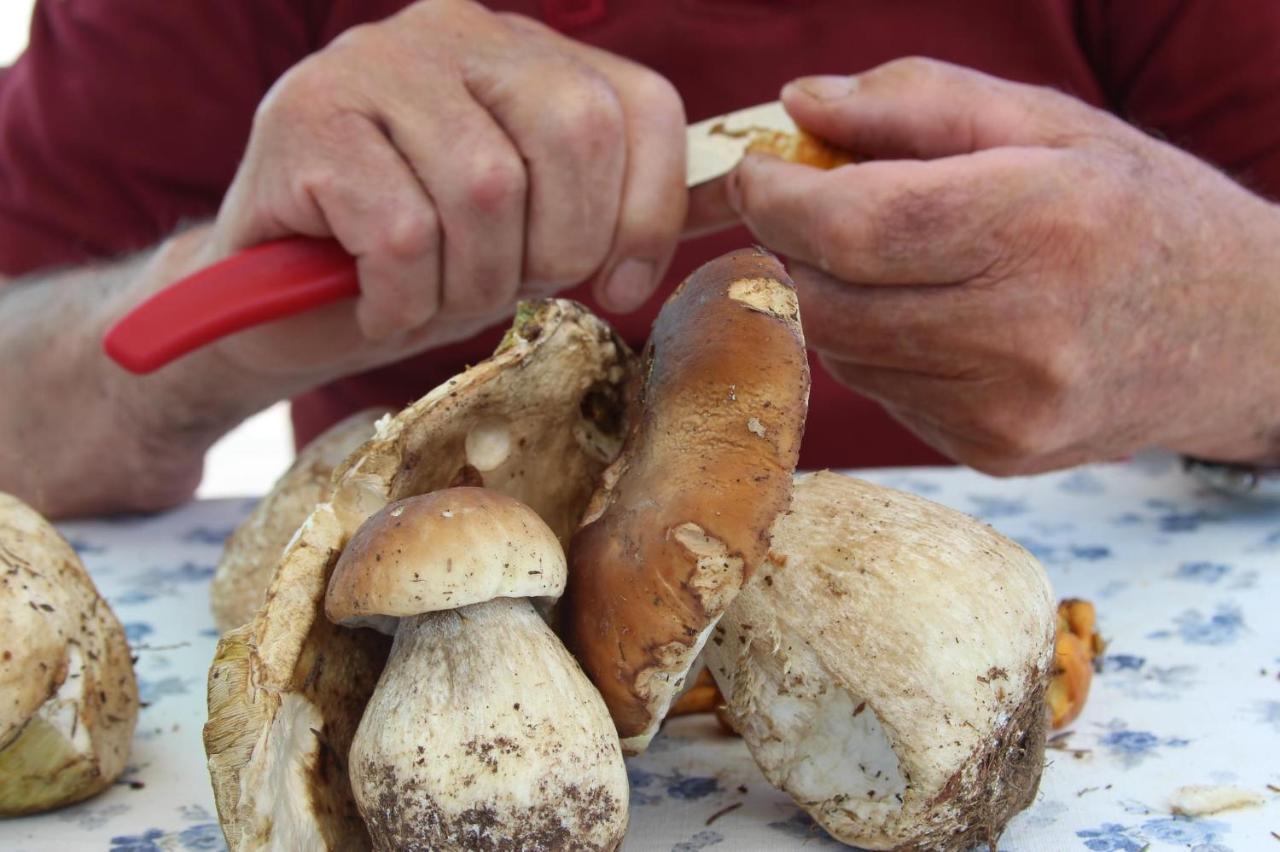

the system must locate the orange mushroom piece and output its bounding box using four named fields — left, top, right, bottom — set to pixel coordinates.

left=1047, top=598, right=1105, bottom=728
